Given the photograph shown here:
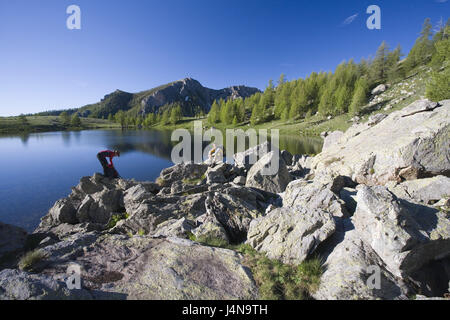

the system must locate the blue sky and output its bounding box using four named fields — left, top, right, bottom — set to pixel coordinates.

left=0, top=0, right=448, bottom=116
